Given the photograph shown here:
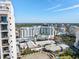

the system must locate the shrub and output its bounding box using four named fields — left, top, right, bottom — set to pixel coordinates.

left=21, top=47, right=38, bottom=55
